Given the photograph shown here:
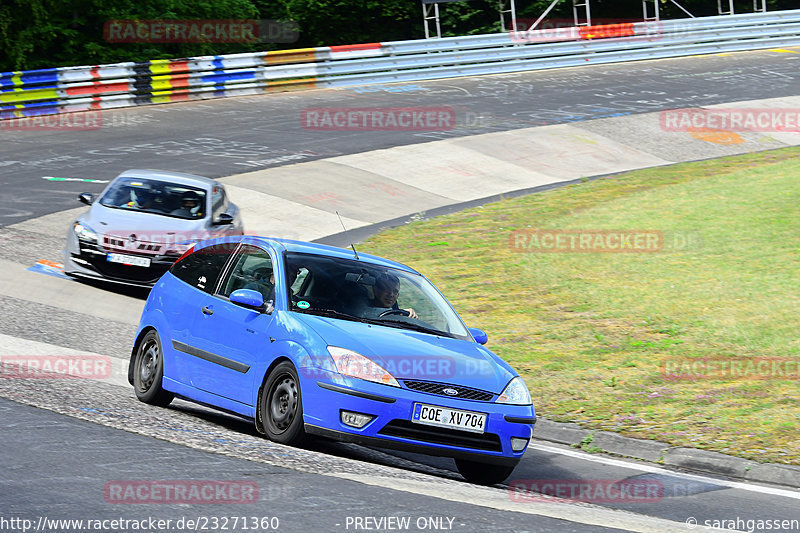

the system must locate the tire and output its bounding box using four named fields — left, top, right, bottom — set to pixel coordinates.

left=259, top=361, right=306, bottom=446
left=132, top=330, right=174, bottom=407
left=455, top=458, right=516, bottom=485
